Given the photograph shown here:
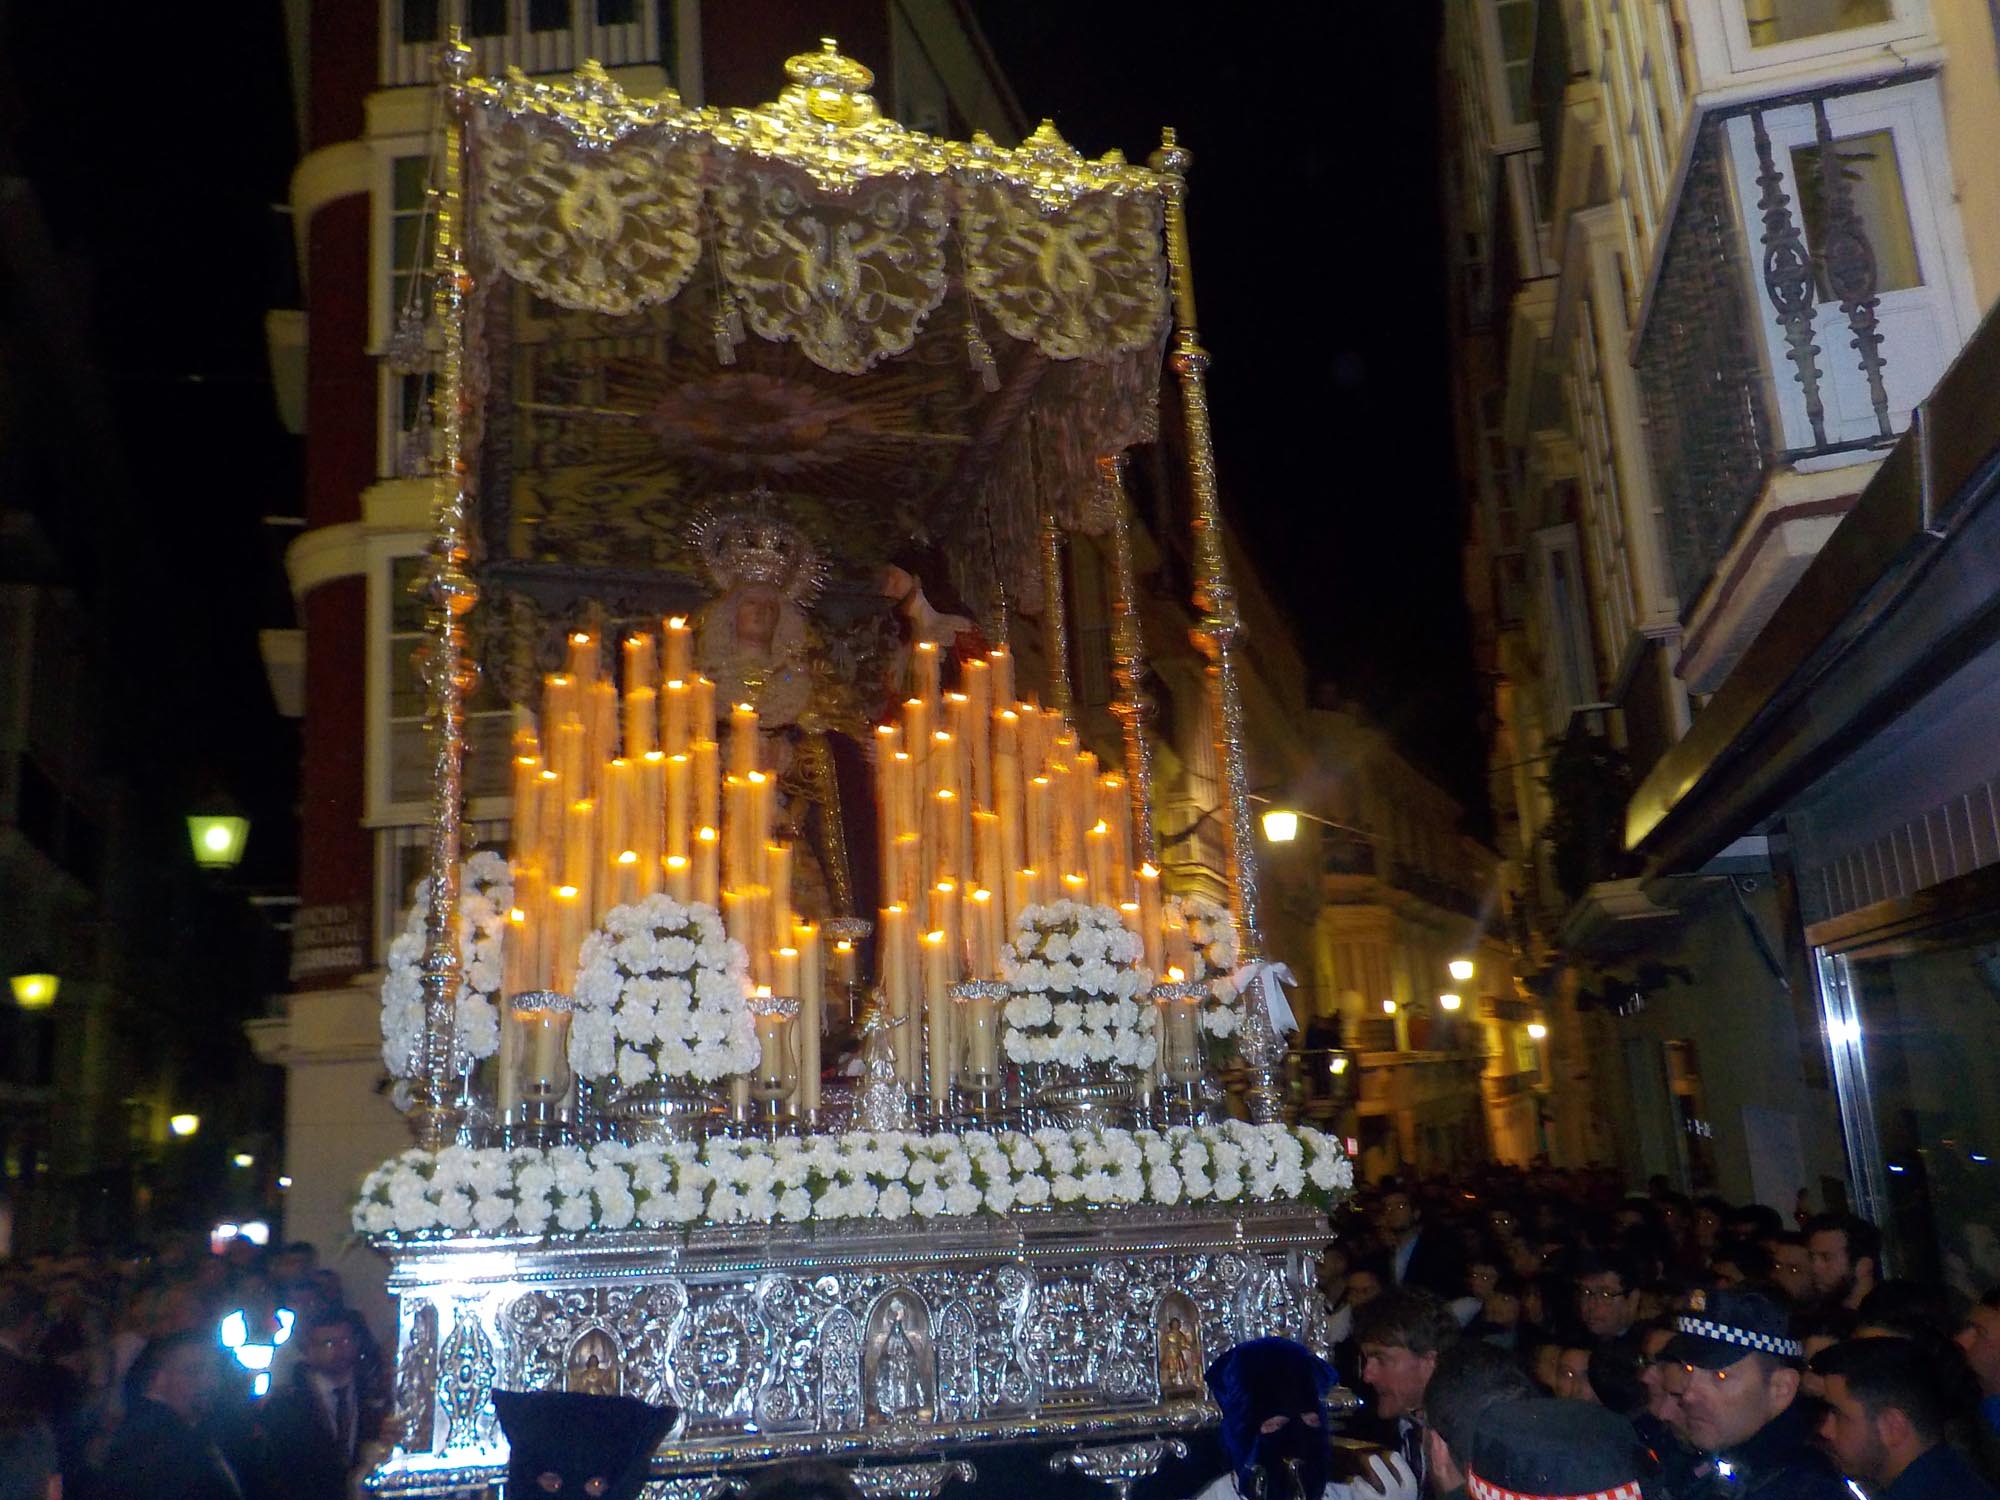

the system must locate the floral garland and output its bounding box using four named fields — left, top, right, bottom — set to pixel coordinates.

left=352, top=1121, right=1354, bottom=1237
left=999, top=901, right=1156, bottom=1069
left=1167, top=893, right=1246, bottom=1041
left=569, top=895, right=758, bottom=1089
left=380, top=851, right=512, bottom=1084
